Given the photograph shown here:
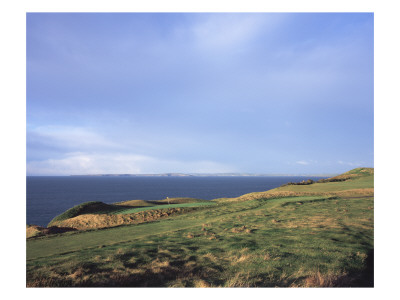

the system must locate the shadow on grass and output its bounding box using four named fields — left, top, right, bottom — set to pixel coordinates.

left=27, top=260, right=225, bottom=287
left=301, top=249, right=374, bottom=287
